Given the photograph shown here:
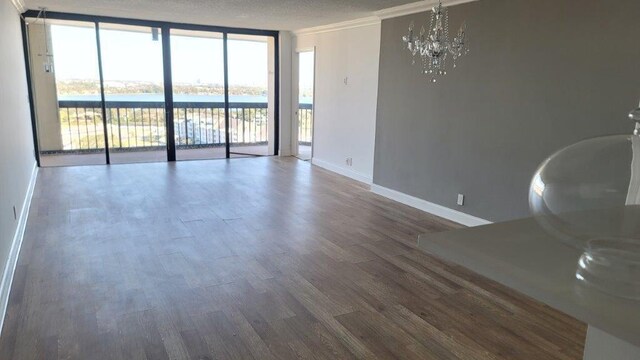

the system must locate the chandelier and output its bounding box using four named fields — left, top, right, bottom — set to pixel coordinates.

left=402, top=0, right=469, bottom=82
